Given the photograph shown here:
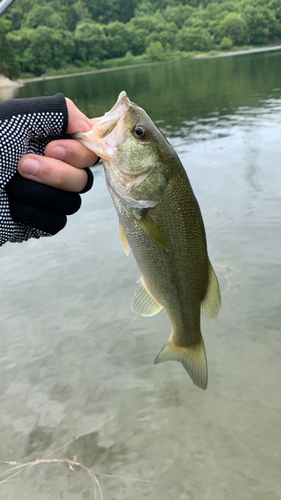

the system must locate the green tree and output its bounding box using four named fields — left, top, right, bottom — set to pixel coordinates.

left=5, top=0, right=35, bottom=30
left=163, top=5, right=194, bottom=29
left=126, top=25, right=148, bottom=55
left=105, top=21, right=129, bottom=58
left=127, top=15, right=159, bottom=55
left=21, top=26, right=54, bottom=75
left=74, top=0, right=91, bottom=22
left=51, top=29, right=75, bottom=68
left=145, top=19, right=178, bottom=50
left=0, top=19, right=20, bottom=79
left=219, top=36, right=233, bottom=50
left=218, top=12, right=247, bottom=45
left=7, top=27, right=34, bottom=63
left=242, top=4, right=281, bottom=45
left=146, top=40, right=164, bottom=60
left=130, top=12, right=178, bottom=51
left=176, top=26, right=213, bottom=51
left=87, top=0, right=137, bottom=24
left=4, top=0, right=281, bottom=77
left=24, top=5, right=65, bottom=29
left=268, top=0, right=281, bottom=21
left=74, top=20, right=108, bottom=61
